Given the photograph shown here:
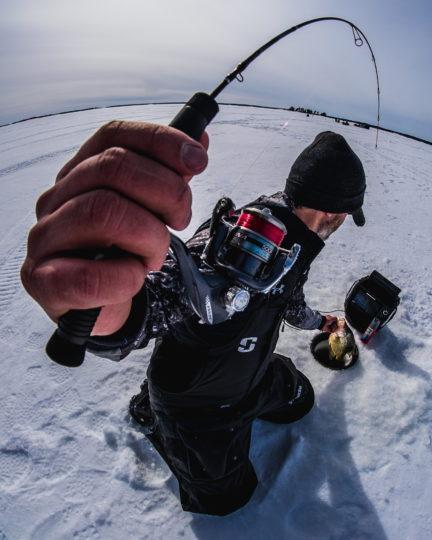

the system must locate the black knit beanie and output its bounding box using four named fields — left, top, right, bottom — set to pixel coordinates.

left=285, top=131, right=366, bottom=226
